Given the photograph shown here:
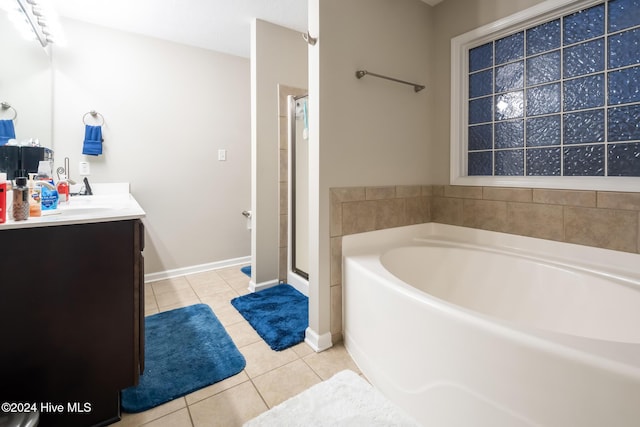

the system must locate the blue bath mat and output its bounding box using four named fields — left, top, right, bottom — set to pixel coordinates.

left=241, top=265, right=251, bottom=277
left=121, top=304, right=246, bottom=413
left=231, top=284, right=308, bottom=351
